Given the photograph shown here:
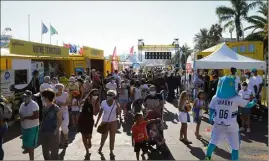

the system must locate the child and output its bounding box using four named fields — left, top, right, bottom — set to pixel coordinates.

left=71, top=91, right=80, bottom=128
left=178, top=91, right=192, bottom=144
left=149, top=124, right=165, bottom=146
left=131, top=112, right=160, bottom=160
left=192, top=90, right=205, bottom=138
